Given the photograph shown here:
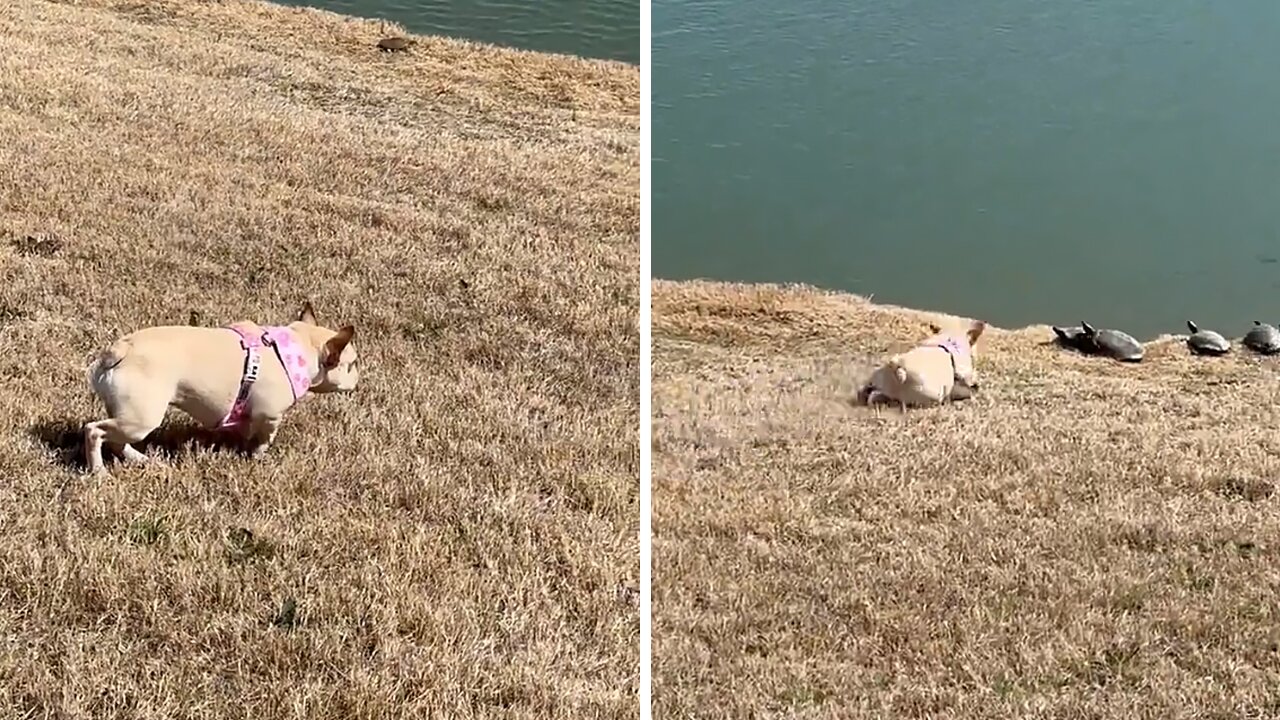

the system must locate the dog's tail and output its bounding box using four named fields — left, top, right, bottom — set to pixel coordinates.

left=887, top=356, right=911, bottom=386
left=86, top=338, right=132, bottom=402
